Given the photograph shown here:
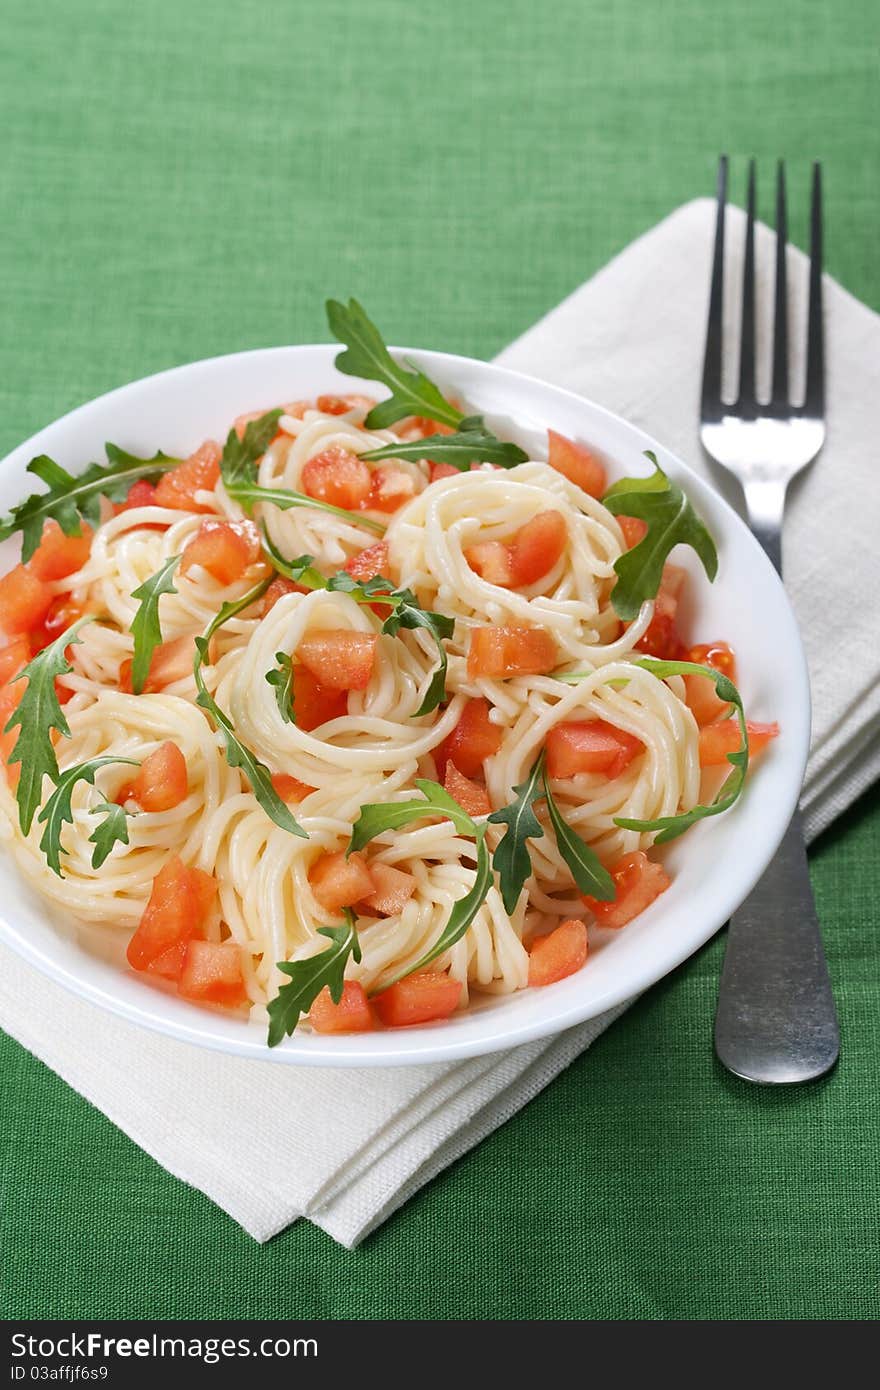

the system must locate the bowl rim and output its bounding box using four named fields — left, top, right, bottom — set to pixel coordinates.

left=0, top=342, right=811, bottom=1065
